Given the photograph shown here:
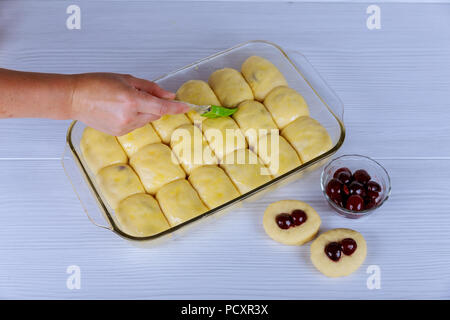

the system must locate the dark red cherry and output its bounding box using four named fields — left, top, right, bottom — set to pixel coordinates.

left=367, top=190, right=379, bottom=201
left=365, top=200, right=377, bottom=209
left=336, top=171, right=352, bottom=185
left=353, top=169, right=371, bottom=185
left=346, top=195, right=365, bottom=211
left=348, top=181, right=367, bottom=198
left=326, top=178, right=343, bottom=199
left=332, top=196, right=345, bottom=208
left=342, top=184, right=350, bottom=196
left=333, top=167, right=352, bottom=179
left=325, top=242, right=342, bottom=262
left=367, top=181, right=381, bottom=192
left=341, top=238, right=357, bottom=255
left=291, top=209, right=307, bottom=226
left=276, top=213, right=293, bottom=229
